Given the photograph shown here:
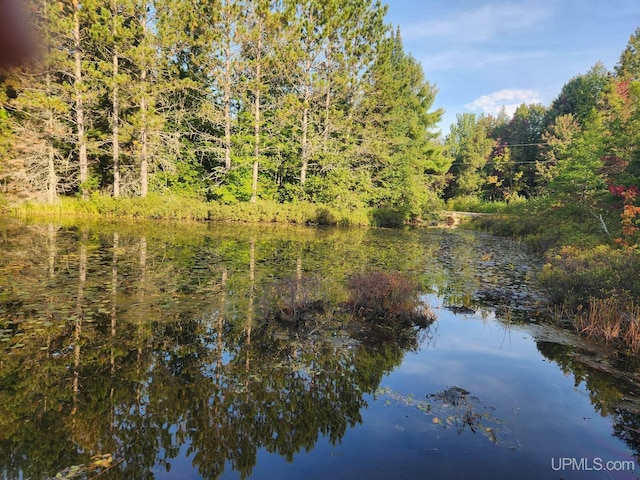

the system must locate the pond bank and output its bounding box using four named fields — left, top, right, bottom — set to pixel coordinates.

left=464, top=208, right=640, bottom=354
